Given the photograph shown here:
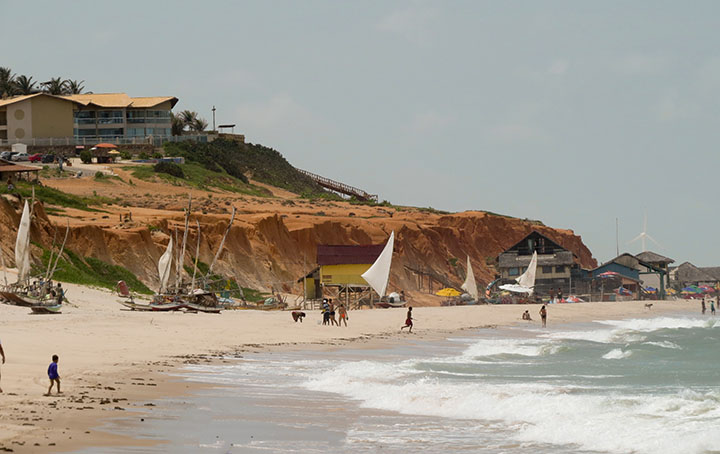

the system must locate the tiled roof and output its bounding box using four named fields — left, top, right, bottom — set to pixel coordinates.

left=63, top=93, right=178, bottom=108
left=636, top=251, right=675, bottom=264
